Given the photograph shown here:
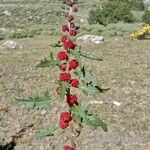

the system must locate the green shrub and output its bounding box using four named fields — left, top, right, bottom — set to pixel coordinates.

left=79, top=22, right=144, bottom=37
left=9, top=30, right=28, bottom=39
left=142, top=10, right=150, bottom=24
left=129, top=0, right=144, bottom=11
left=88, top=0, right=134, bottom=26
